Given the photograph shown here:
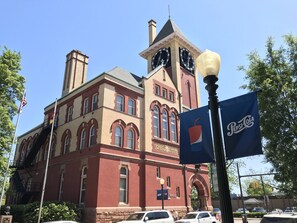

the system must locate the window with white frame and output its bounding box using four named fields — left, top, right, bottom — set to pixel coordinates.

left=79, top=166, right=87, bottom=204
left=58, top=171, right=64, bottom=201
left=162, top=88, right=167, bottom=99
left=166, top=176, right=171, bottom=187
left=128, top=98, right=135, bottom=115
left=171, top=113, right=177, bottom=142
left=127, top=129, right=134, bottom=149
left=156, top=167, right=161, bottom=178
left=155, top=85, right=160, bottom=95
left=119, top=167, right=128, bottom=203
left=115, top=126, right=123, bottom=147
left=169, top=91, right=174, bottom=101
left=89, top=125, right=96, bottom=146
left=67, top=105, right=73, bottom=122
left=176, top=186, right=180, bottom=198
left=63, top=135, right=69, bottom=154
left=92, top=93, right=98, bottom=111
left=162, top=109, right=169, bottom=140
left=83, top=98, right=89, bottom=115
left=153, top=106, right=160, bottom=137
left=80, top=129, right=86, bottom=150
left=116, top=95, right=124, bottom=112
